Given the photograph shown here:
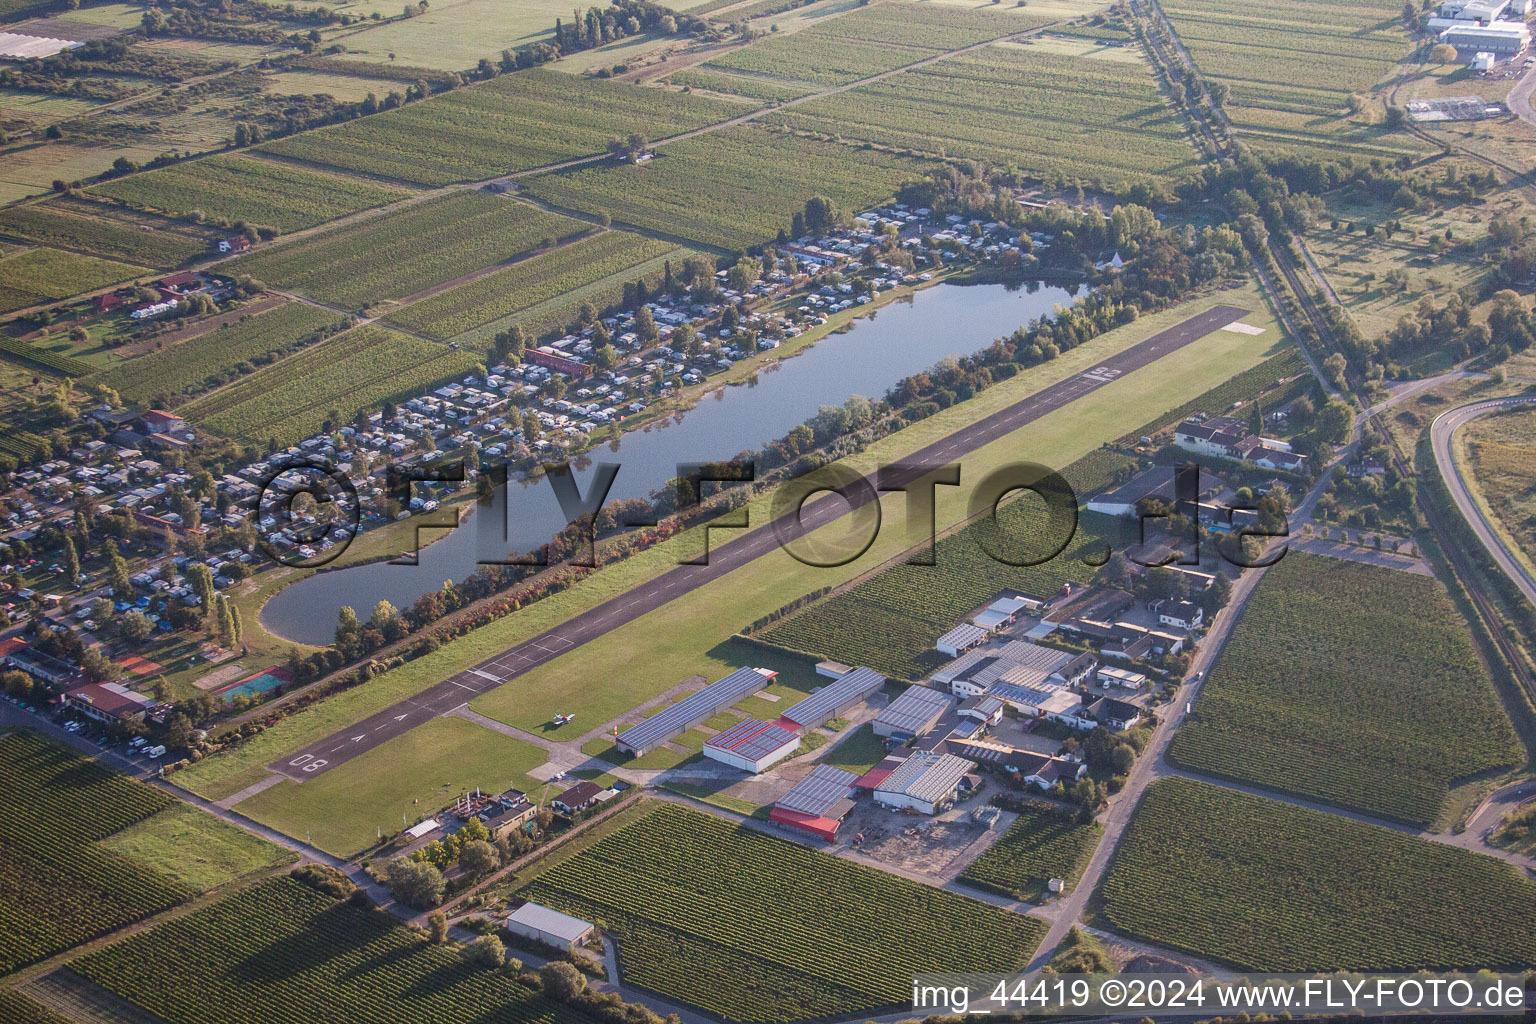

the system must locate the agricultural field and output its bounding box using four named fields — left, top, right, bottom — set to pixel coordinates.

left=1457, top=405, right=1536, bottom=575
left=517, top=802, right=1045, bottom=1021
left=180, top=324, right=479, bottom=445
left=259, top=69, right=742, bottom=186
left=72, top=875, right=593, bottom=1024
left=1161, top=0, right=1426, bottom=162
left=0, top=732, right=190, bottom=975
left=1101, top=778, right=1536, bottom=971
left=259, top=69, right=400, bottom=102
left=98, top=301, right=349, bottom=405
left=218, top=190, right=583, bottom=309
left=522, top=124, right=934, bottom=250
left=703, top=1, right=1049, bottom=87
left=0, top=201, right=209, bottom=268
left=665, top=67, right=818, bottom=101
left=766, top=41, right=1198, bottom=189
left=97, top=803, right=294, bottom=891
left=386, top=229, right=689, bottom=341
left=90, top=154, right=413, bottom=233
left=958, top=804, right=1101, bottom=902
left=1168, top=554, right=1522, bottom=825
left=758, top=451, right=1136, bottom=680
left=0, top=991, right=71, bottom=1024
left=0, top=246, right=145, bottom=314
left=0, top=336, right=95, bottom=378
